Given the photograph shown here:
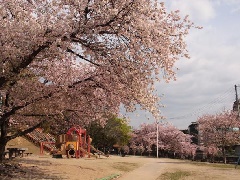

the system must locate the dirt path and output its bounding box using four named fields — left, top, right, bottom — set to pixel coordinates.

left=120, top=158, right=240, bottom=180
left=118, top=158, right=165, bottom=180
